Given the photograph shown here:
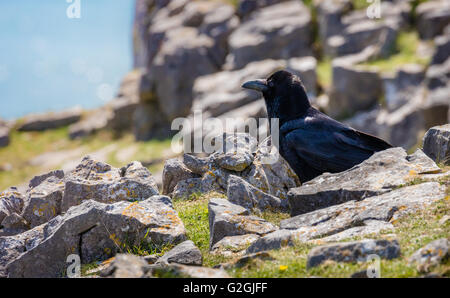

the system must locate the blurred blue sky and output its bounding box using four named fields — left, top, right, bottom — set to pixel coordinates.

left=0, top=0, right=134, bottom=120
